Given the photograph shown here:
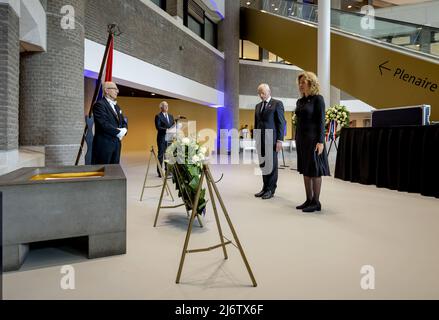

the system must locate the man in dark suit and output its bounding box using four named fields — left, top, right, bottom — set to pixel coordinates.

left=91, top=82, right=128, bottom=165
left=254, top=83, right=286, bottom=200
left=155, top=101, right=175, bottom=177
